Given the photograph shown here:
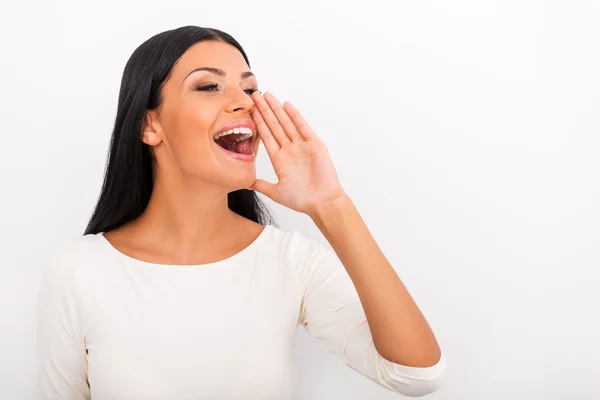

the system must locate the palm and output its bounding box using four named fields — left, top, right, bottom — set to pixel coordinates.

left=268, top=138, right=342, bottom=213
left=249, top=92, right=346, bottom=216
